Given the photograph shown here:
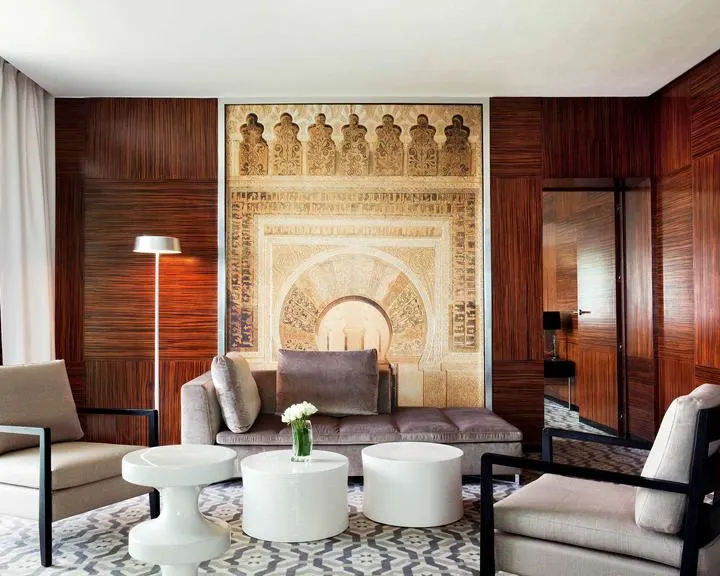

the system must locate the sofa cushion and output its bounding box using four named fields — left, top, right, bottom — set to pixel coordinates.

left=636, top=383, right=720, bottom=534
left=276, top=349, right=379, bottom=416
left=0, top=441, right=141, bottom=490
left=211, top=352, right=261, bottom=433
left=442, top=408, right=523, bottom=442
left=0, top=360, right=84, bottom=455
left=495, top=473, right=685, bottom=569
